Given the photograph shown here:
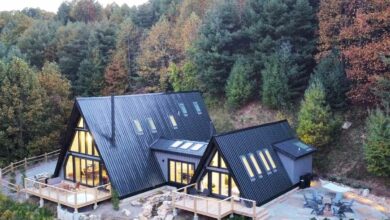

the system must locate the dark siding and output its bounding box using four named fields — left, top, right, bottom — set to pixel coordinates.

left=55, top=92, right=214, bottom=198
